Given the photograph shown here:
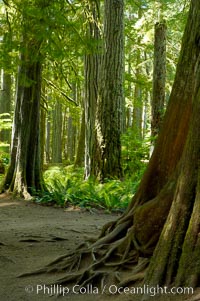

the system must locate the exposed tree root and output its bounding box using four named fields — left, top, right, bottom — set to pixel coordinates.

left=18, top=216, right=151, bottom=289
left=18, top=181, right=175, bottom=291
